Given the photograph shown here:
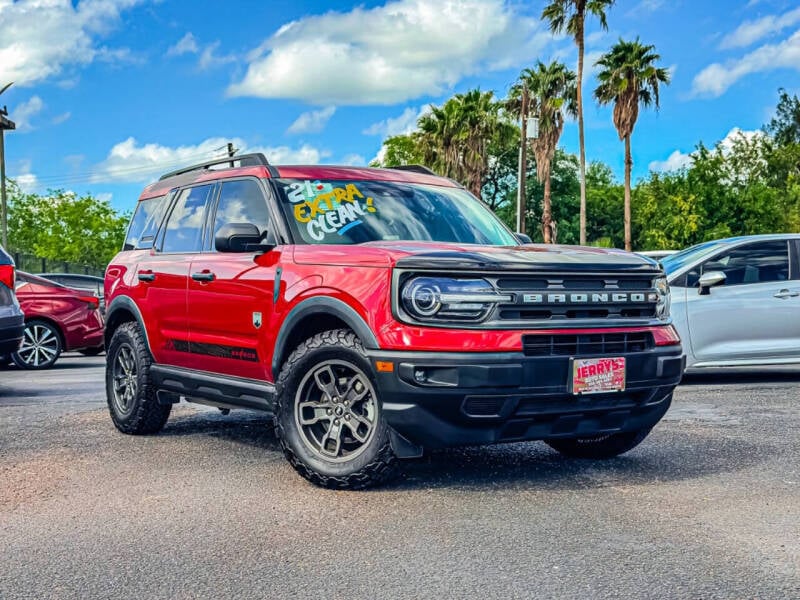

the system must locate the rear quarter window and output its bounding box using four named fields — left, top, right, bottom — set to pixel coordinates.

left=124, top=195, right=168, bottom=250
